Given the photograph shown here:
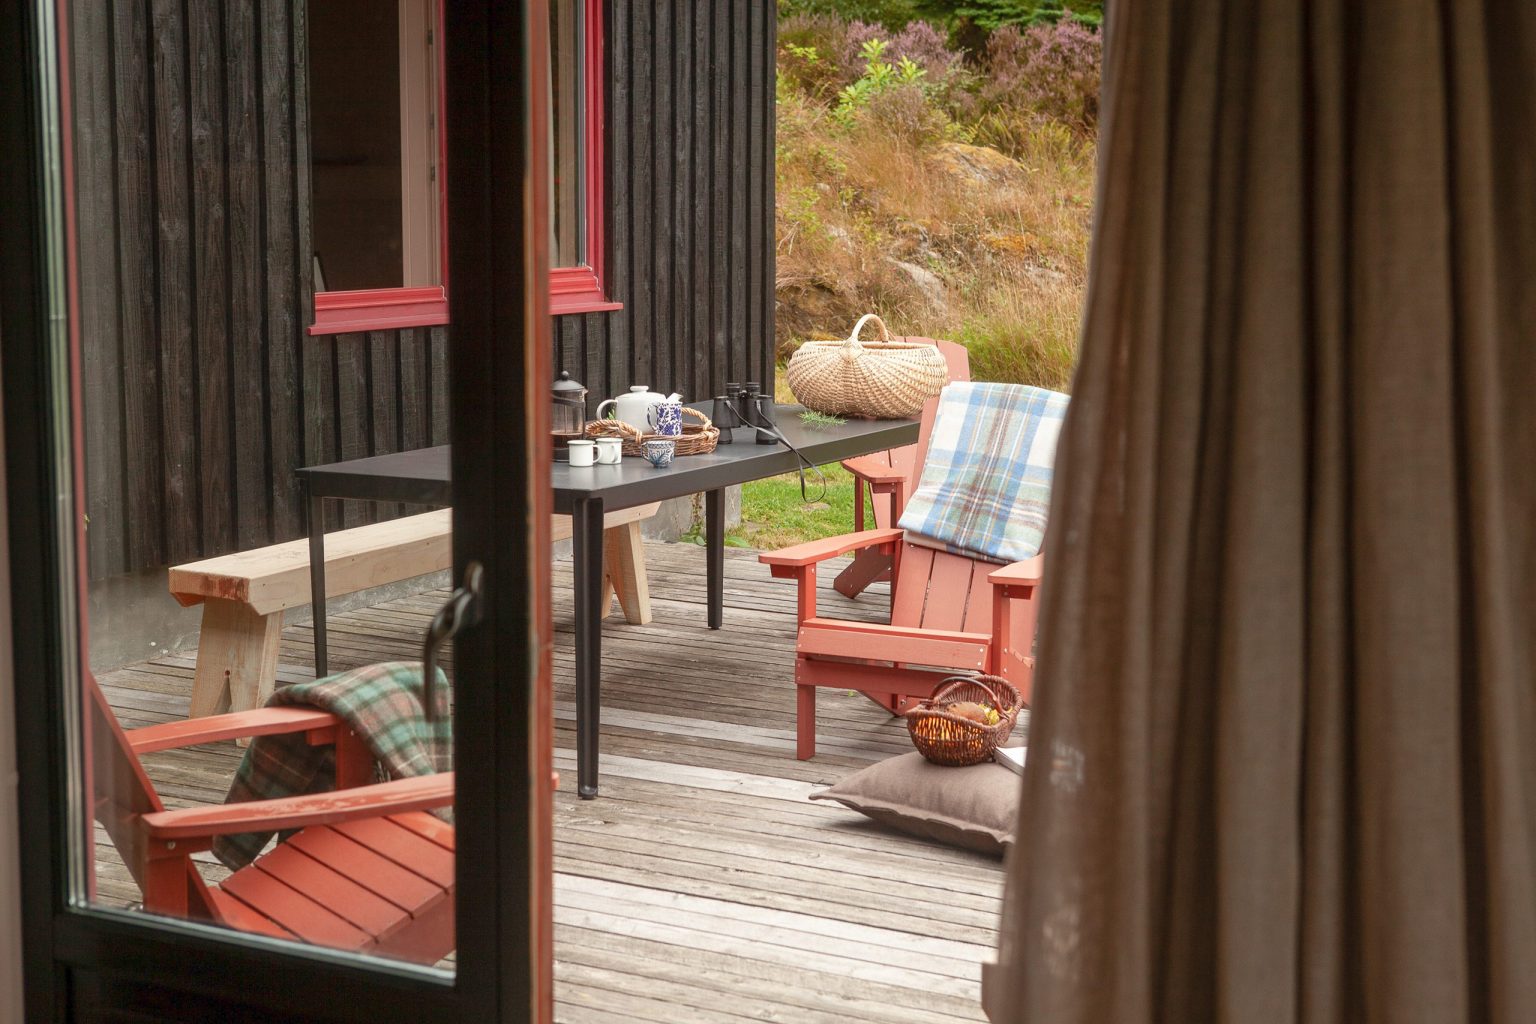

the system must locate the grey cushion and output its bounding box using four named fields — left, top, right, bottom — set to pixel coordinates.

left=809, top=751, right=1021, bottom=857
